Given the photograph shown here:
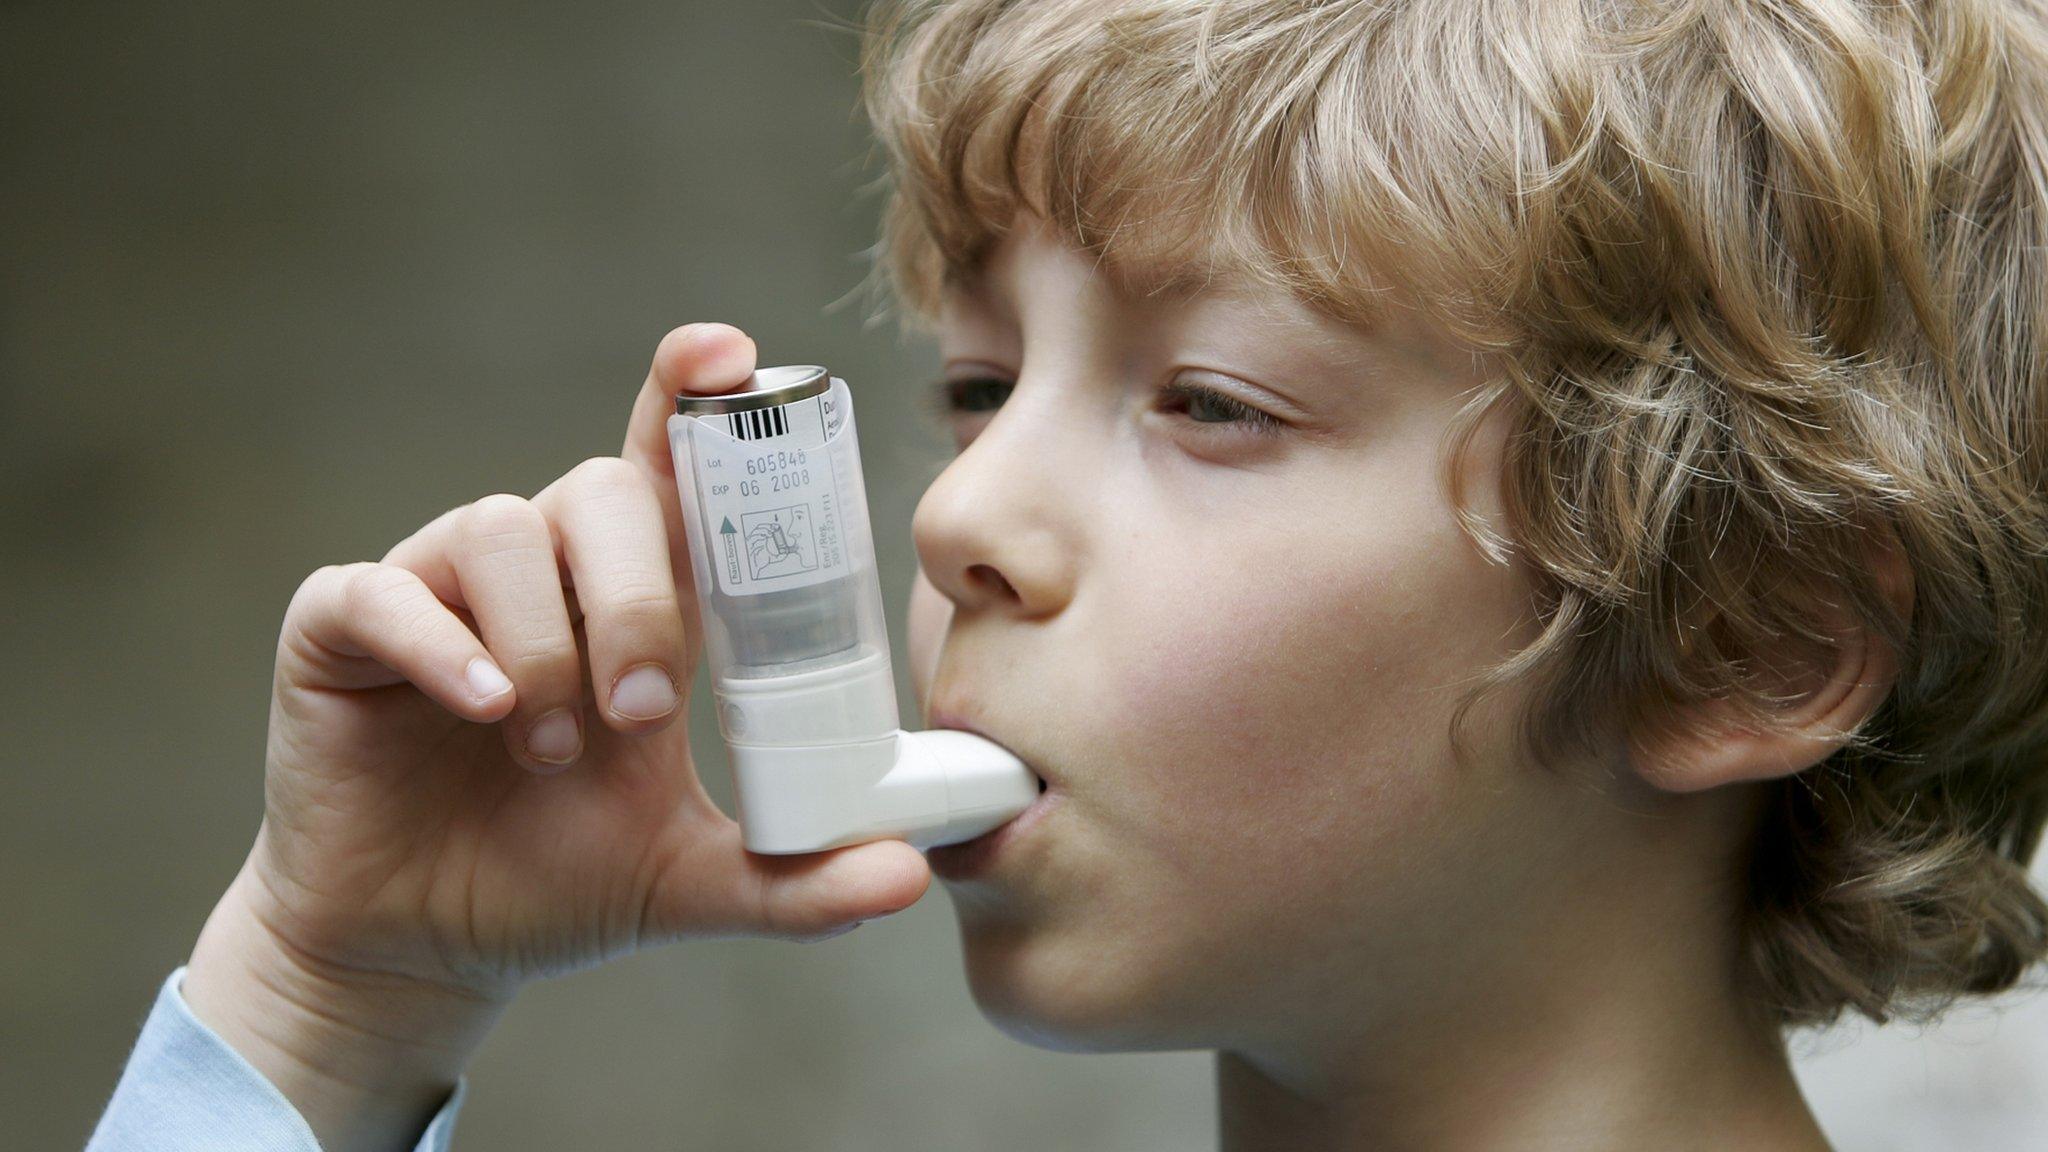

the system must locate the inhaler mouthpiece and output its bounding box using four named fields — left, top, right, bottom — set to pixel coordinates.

left=668, top=365, right=1040, bottom=854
